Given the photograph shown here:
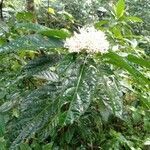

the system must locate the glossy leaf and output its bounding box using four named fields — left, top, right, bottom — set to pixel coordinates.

left=0, top=34, right=63, bottom=53
left=64, top=59, right=98, bottom=125
left=126, top=54, right=150, bottom=69
left=15, top=23, right=71, bottom=39
left=114, top=0, right=125, bottom=19
left=38, top=28, right=71, bottom=39
left=103, top=52, right=149, bottom=85
left=125, top=16, right=143, bottom=23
